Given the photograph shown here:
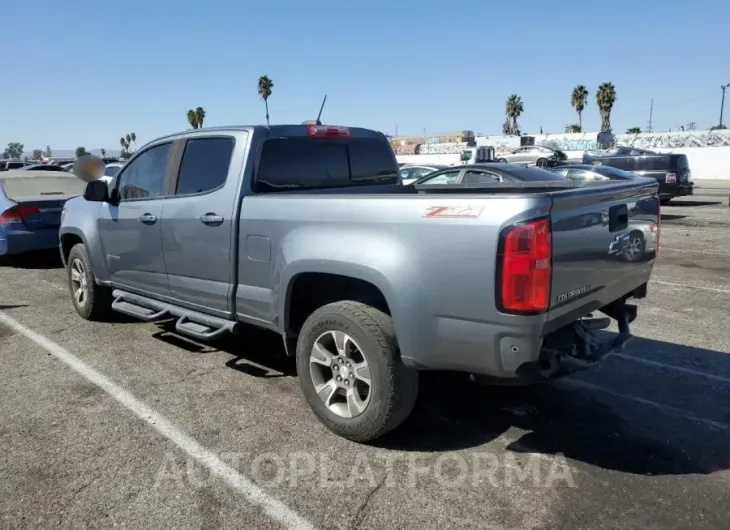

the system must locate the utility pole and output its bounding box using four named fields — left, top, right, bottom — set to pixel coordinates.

left=646, top=99, right=654, bottom=133
left=687, top=121, right=697, bottom=131
left=720, top=84, right=730, bottom=128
